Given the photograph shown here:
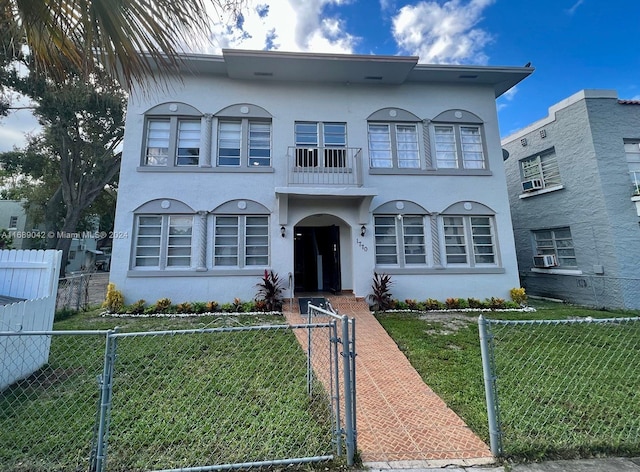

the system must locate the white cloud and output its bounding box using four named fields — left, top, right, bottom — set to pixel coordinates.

left=566, top=0, right=584, bottom=15
left=203, top=0, right=358, bottom=54
left=392, top=0, right=495, bottom=64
